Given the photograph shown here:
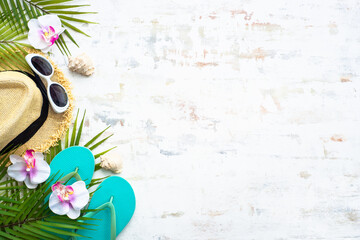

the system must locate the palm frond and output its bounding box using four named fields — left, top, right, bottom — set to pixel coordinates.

left=0, top=0, right=97, bottom=55
left=47, top=109, right=116, bottom=183
left=0, top=173, right=99, bottom=239
left=51, top=109, right=115, bottom=158
left=0, top=19, right=31, bottom=70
